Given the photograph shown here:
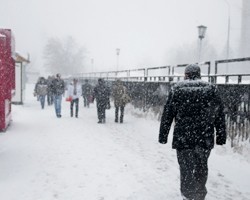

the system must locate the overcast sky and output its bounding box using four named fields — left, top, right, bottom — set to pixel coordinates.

left=0, top=0, right=243, bottom=73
